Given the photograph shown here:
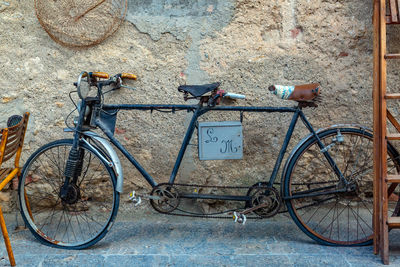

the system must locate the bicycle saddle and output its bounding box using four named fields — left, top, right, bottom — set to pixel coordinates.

left=178, top=82, right=220, bottom=97
left=268, top=83, right=320, bottom=102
